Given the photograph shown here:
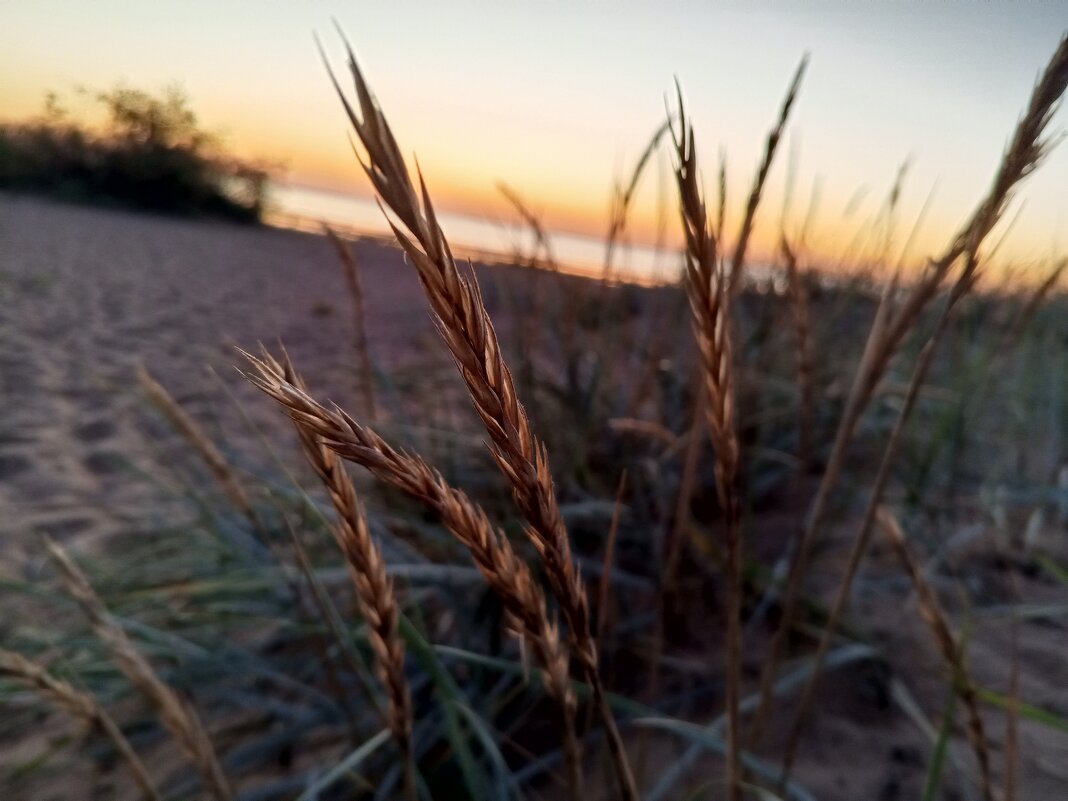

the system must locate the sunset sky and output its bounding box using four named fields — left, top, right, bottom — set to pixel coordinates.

left=3, top=2, right=1066, bottom=271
